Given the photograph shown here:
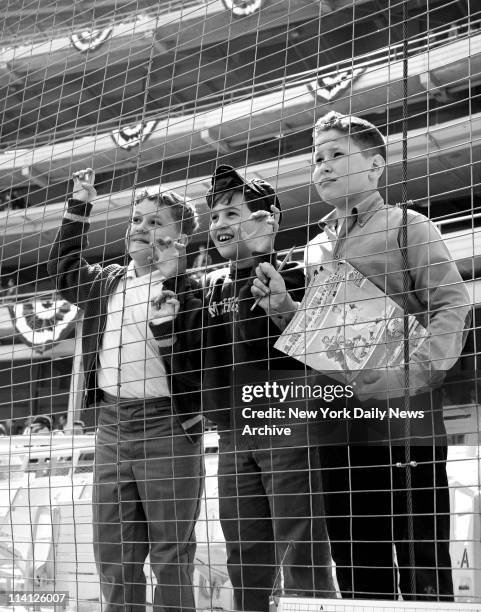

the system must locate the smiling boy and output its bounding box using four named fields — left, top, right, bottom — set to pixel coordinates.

left=252, top=111, right=471, bottom=600
left=203, top=165, right=335, bottom=612
left=48, top=169, right=203, bottom=612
